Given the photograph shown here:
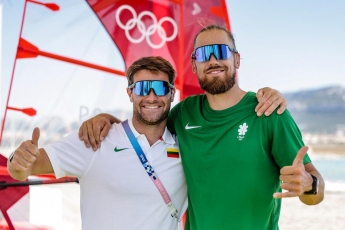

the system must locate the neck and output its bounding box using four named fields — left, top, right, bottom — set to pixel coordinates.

left=131, top=118, right=167, bottom=146
left=205, top=85, right=247, bottom=110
